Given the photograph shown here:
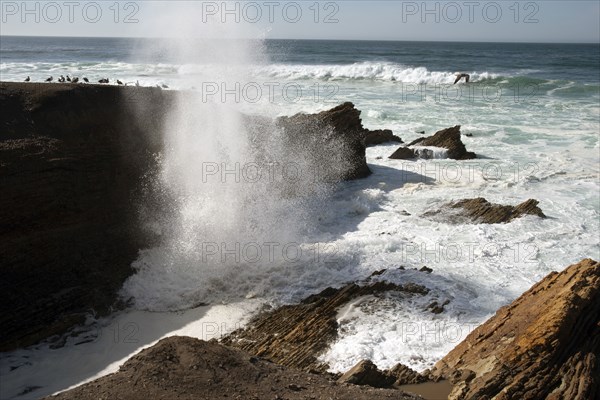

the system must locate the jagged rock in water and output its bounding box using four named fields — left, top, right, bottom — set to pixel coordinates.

left=431, top=258, right=600, bottom=400
left=46, top=336, right=423, bottom=400
left=403, top=125, right=476, bottom=160
left=364, top=129, right=403, bottom=147
left=276, top=102, right=372, bottom=181
left=221, top=280, right=429, bottom=372
left=338, top=360, right=396, bottom=388
left=423, top=197, right=546, bottom=224
left=389, top=146, right=417, bottom=160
